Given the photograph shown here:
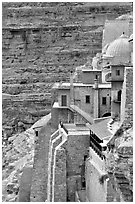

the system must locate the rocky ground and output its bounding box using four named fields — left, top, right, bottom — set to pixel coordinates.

left=2, top=128, right=35, bottom=202
left=105, top=127, right=133, bottom=201
left=2, top=113, right=51, bottom=202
